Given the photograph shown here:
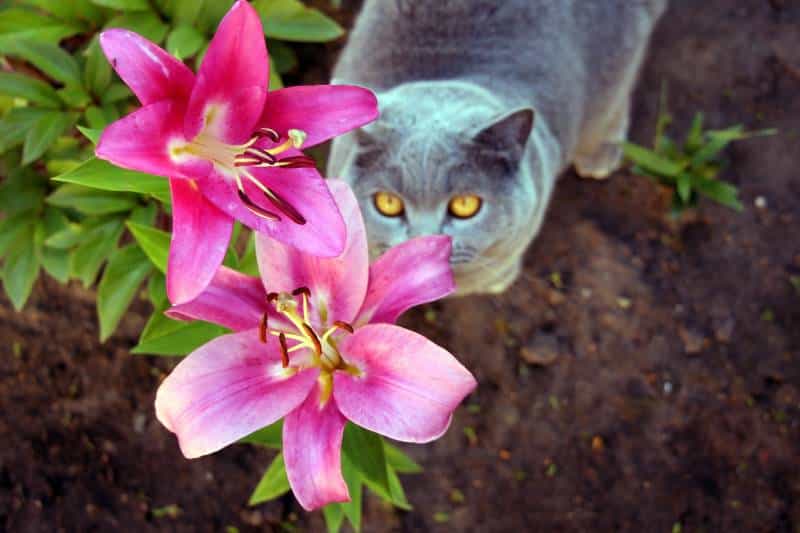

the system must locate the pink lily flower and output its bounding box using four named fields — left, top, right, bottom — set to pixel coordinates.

left=155, top=180, right=477, bottom=511
left=95, top=0, right=378, bottom=304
